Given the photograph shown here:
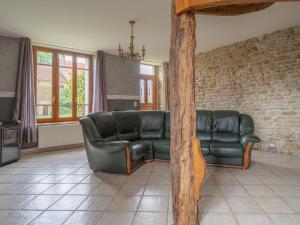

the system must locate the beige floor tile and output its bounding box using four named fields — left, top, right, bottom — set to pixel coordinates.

left=29, top=211, right=73, bottom=225
left=23, top=195, right=62, bottom=210
left=97, top=212, right=135, bottom=225
left=132, top=212, right=167, bottom=225
left=63, top=211, right=103, bottom=225
left=67, top=183, right=99, bottom=195
left=0, top=195, right=36, bottom=210
left=144, top=184, right=169, bottom=196
left=92, top=183, right=121, bottom=196
left=107, top=196, right=141, bottom=211
left=0, top=210, right=41, bottom=225
left=213, top=175, right=239, bottom=185
left=201, top=213, right=238, bottom=225
left=138, top=196, right=168, bottom=212
left=42, top=184, right=76, bottom=195
left=269, top=214, right=300, bottom=225
left=198, top=197, right=231, bottom=213
left=126, top=175, right=149, bottom=184
left=202, top=185, right=223, bottom=196
left=234, top=174, right=262, bottom=185
left=254, top=197, right=295, bottom=213
left=243, top=185, right=275, bottom=197
left=48, top=195, right=87, bottom=210
left=269, top=185, right=300, bottom=197
left=226, top=197, right=262, bottom=213
left=117, top=184, right=145, bottom=196
left=283, top=197, right=300, bottom=213
left=78, top=196, right=114, bottom=211
left=234, top=213, right=273, bottom=225
left=219, top=185, right=249, bottom=197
